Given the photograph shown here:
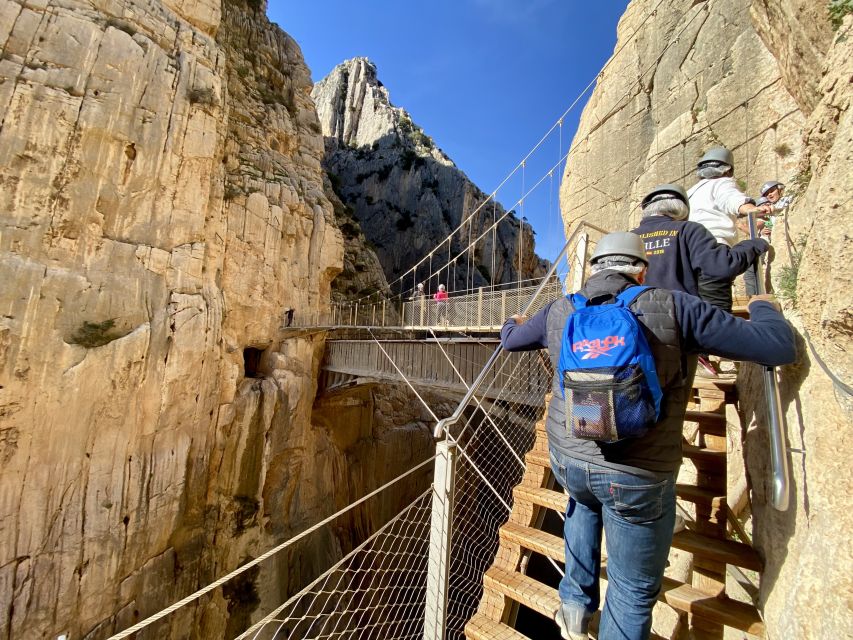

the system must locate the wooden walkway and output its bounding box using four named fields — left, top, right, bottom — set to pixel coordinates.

left=320, top=339, right=551, bottom=404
